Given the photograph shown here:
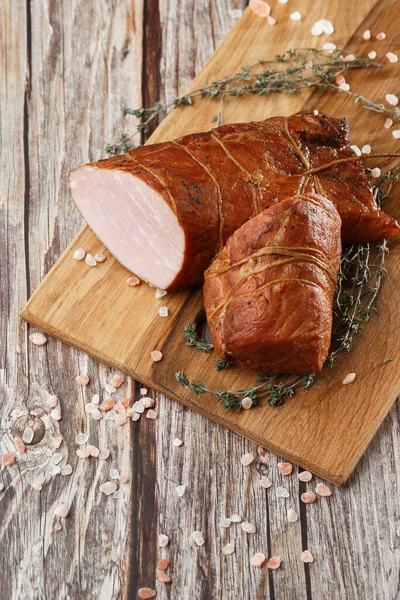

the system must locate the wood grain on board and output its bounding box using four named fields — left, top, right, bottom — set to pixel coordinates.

left=21, top=0, right=400, bottom=486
